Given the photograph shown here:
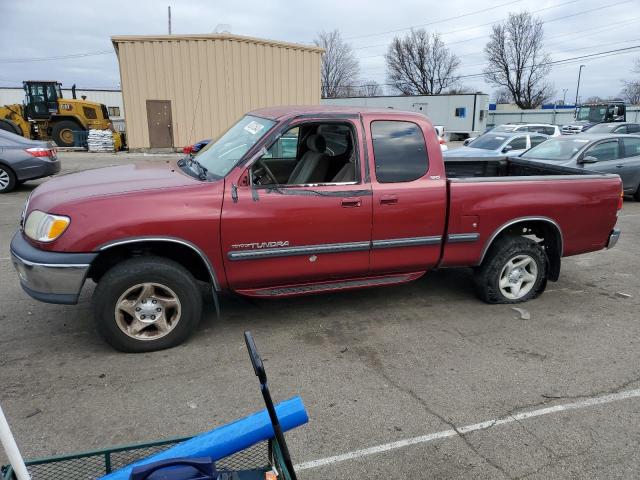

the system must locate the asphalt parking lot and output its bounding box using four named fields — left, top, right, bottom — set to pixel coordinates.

left=1, top=151, right=639, bottom=479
